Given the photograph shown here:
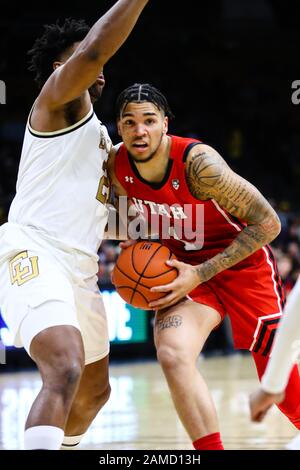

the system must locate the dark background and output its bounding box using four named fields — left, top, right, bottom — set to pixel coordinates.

left=1, top=0, right=300, bottom=360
